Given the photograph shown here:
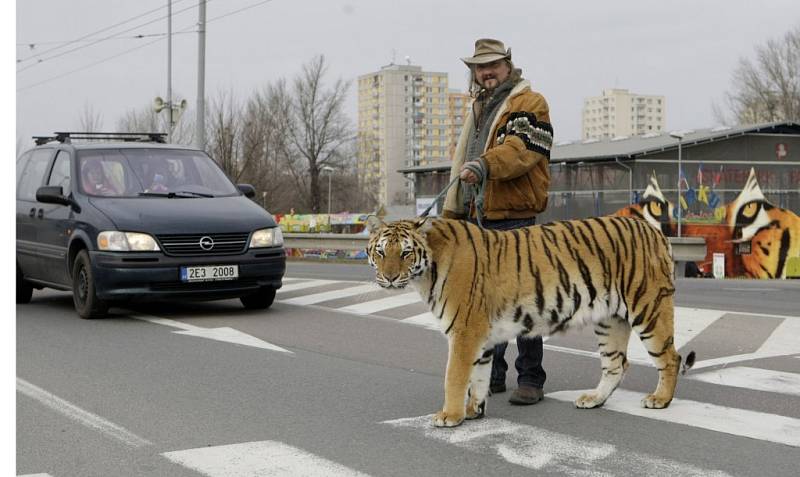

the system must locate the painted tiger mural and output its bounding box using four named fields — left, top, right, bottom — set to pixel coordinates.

left=727, top=167, right=800, bottom=279
left=614, top=173, right=674, bottom=235
left=366, top=215, right=693, bottom=428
